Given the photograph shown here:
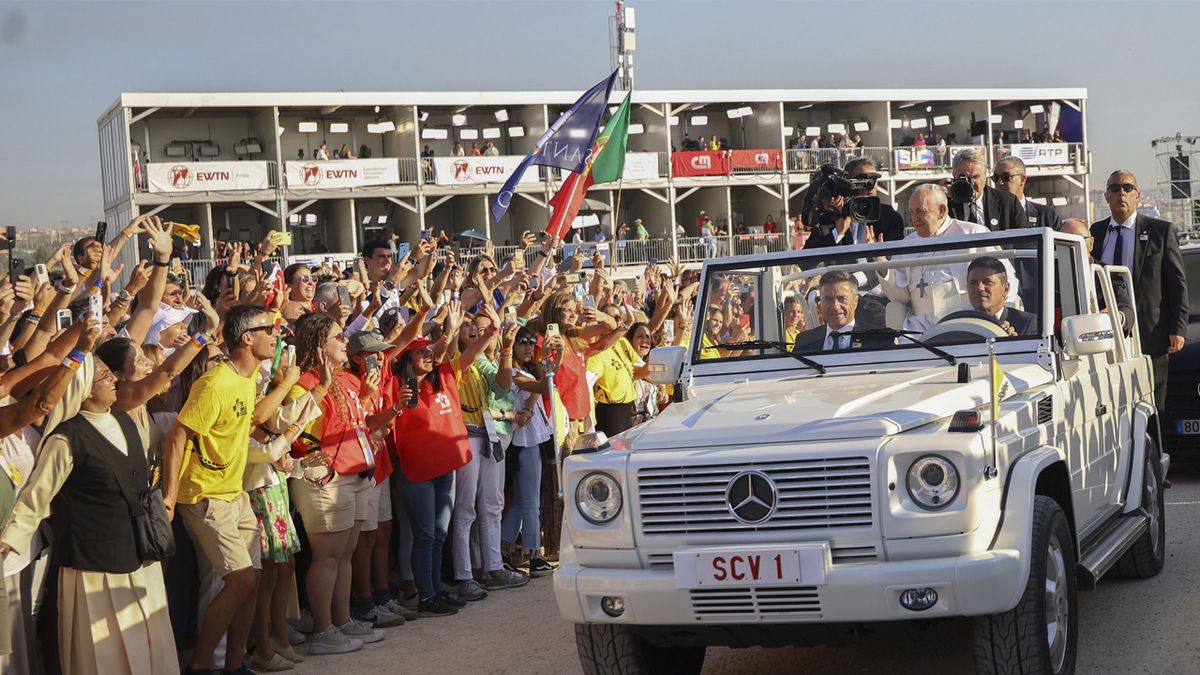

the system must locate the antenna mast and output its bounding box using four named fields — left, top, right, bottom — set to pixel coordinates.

left=610, top=1, right=636, bottom=91
left=1151, top=133, right=1200, bottom=231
